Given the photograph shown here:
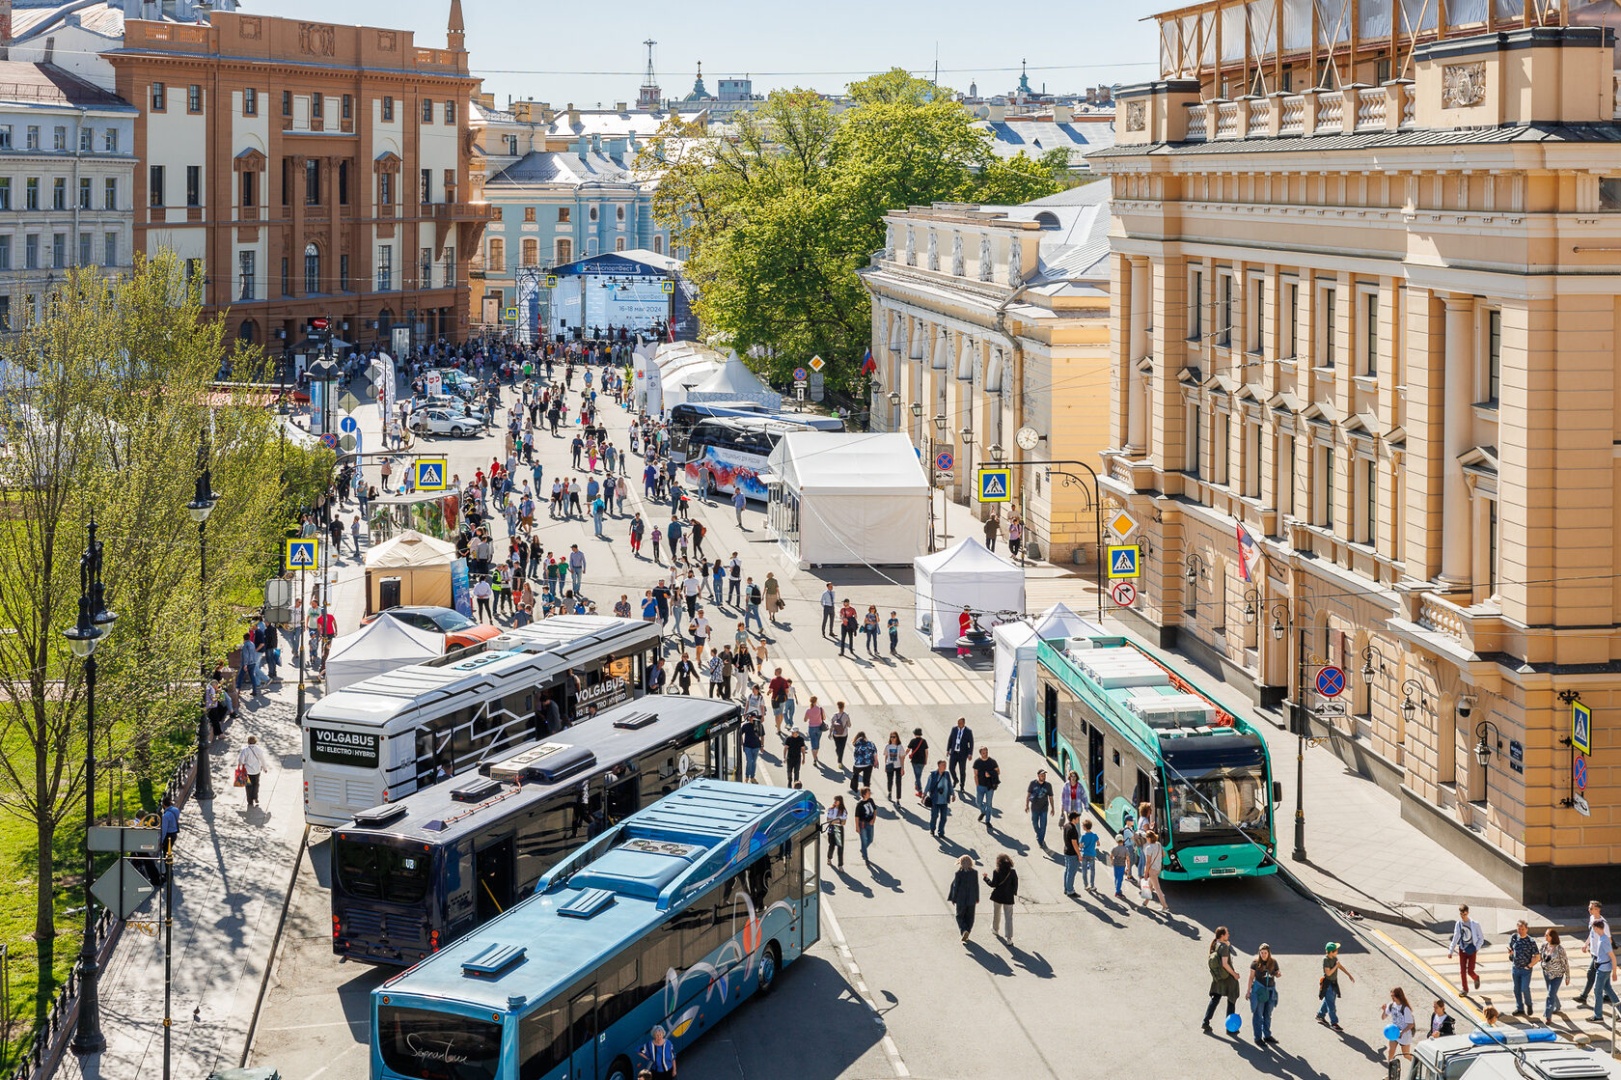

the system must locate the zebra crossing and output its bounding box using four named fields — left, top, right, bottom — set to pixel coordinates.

left=762, top=654, right=993, bottom=710
left=1405, top=942, right=1621, bottom=1048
